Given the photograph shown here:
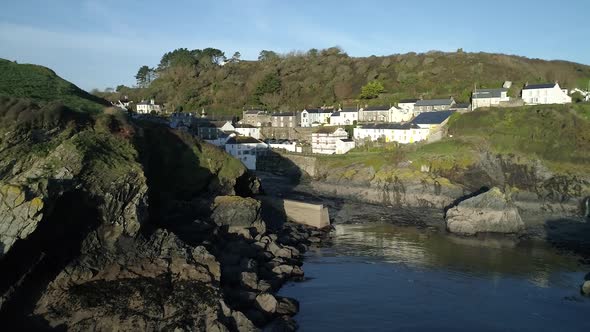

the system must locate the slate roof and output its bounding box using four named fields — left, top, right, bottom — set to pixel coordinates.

left=399, top=99, right=419, bottom=103
left=272, top=112, right=295, bottom=117
left=331, top=111, right=341, bottom=116
left=339, top=138, right=354, bottom=142
left=244, top=109, right=264, bottom=114
left=472, top=88, right=508, bottom=99
left=415, top=98, right=453, bottom=107
left=451, top=103, right=471, bottom=109
left=340, top=108, right=358, bottom=112
left=523, top=83, right=557, bottom=90
left=363, top=106, right=391, bottom=111
left=234, top=124, right=257, bottom=128
left=226, top=136, right=264, bottom=144
left=358, top=123, right=418, bottom=130
left=304, top=108, right=333, bottom=113
left=412, top=111, right=454, bottom=124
